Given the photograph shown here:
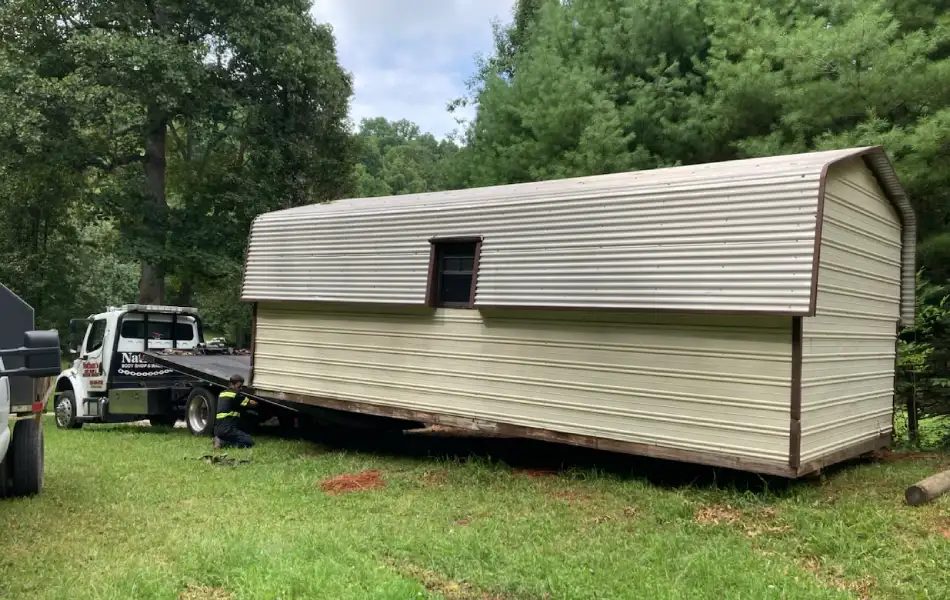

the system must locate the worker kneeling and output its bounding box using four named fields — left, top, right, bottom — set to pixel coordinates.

left=213, top=374, right=257, bottom=449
